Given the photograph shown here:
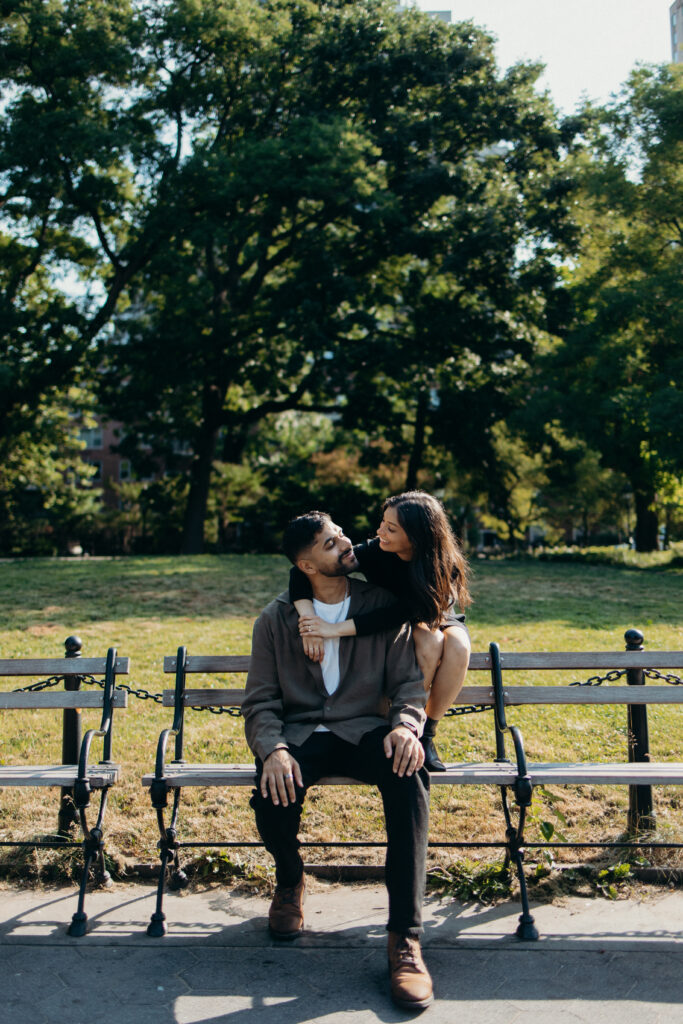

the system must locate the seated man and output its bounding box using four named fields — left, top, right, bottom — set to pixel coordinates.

left=243, top=511, right=433, bottom=1011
